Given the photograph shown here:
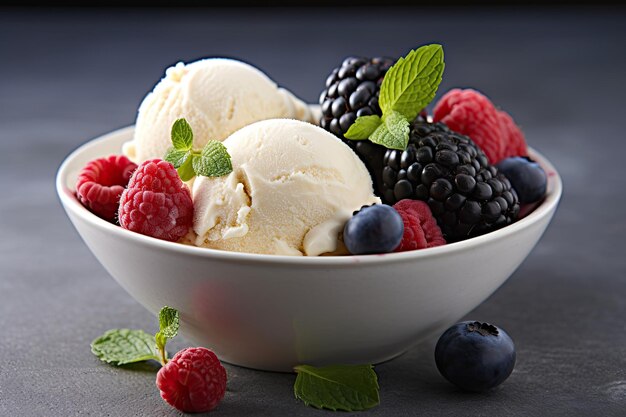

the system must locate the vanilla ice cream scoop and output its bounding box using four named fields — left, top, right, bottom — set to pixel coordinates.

left=123, top=58, right=317, bottom=163
left=192, top=119, right=381, bottom=256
